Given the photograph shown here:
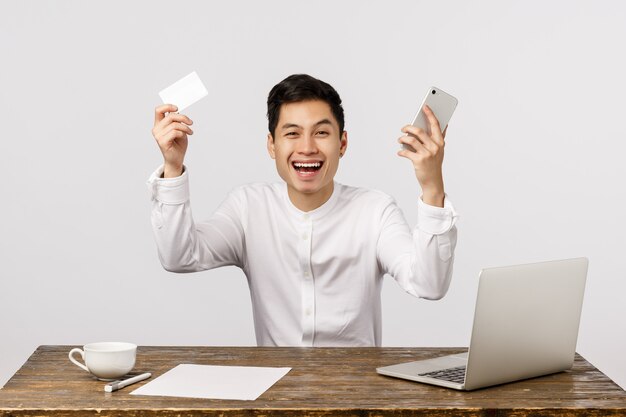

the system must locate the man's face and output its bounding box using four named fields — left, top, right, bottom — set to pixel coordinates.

left=267, top=100, right=347, bottom=202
